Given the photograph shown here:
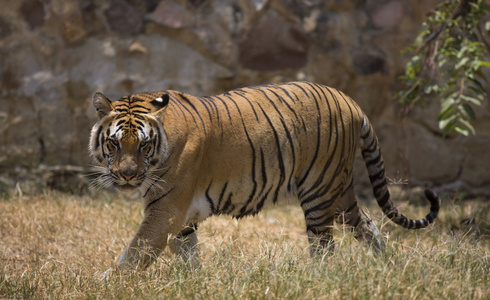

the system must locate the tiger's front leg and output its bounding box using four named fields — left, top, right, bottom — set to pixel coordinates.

left=109, top=202, right=186, bottom=274
left=168, top=224, right=199, bottom=268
